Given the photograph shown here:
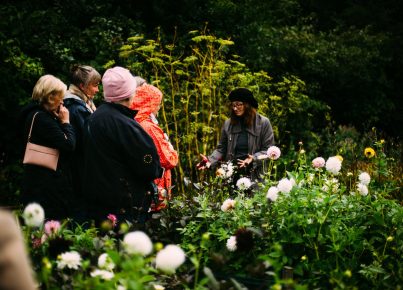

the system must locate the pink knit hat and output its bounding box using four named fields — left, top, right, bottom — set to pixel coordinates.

left=102, top=66, right=137, bottom=102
